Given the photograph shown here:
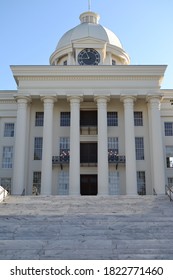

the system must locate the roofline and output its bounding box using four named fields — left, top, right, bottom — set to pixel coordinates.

left=10, top=64, right=167, bottom=77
